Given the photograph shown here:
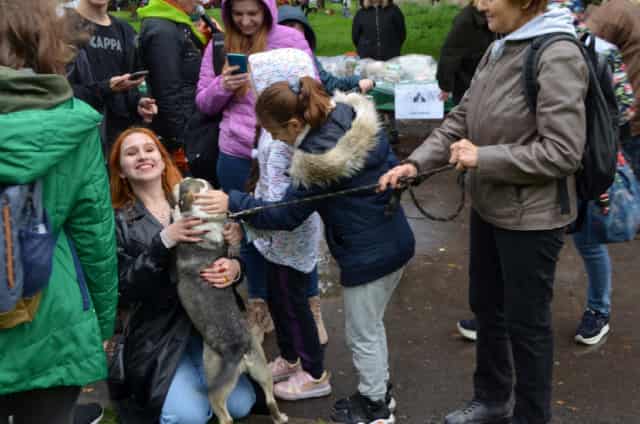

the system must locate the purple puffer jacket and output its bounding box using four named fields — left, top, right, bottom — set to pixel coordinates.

left=196, top=0, right=314, bottom=159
